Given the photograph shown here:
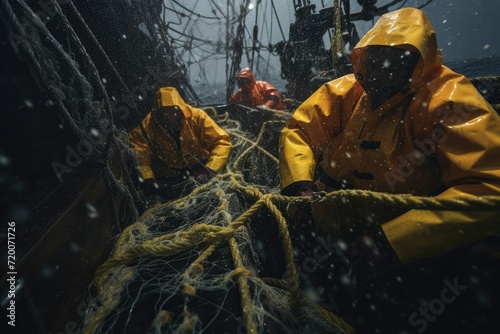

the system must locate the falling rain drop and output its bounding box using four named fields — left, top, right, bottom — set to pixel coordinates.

left=41, top=264, right=60, bottom=278
left=44, top=99, right=55, bottom=107
left=0, top=154, right=11, bottom=166
left=336, top=239, right=348, bottom=251
left=69, top=241, right=83, bottom=254
left=24, top=99, right=34, bottom=108
left=86, top=203, right=99, bottom=219
left=90, top=128, right=100, bottom=139
left=340, top=273, right=351, bottom=286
